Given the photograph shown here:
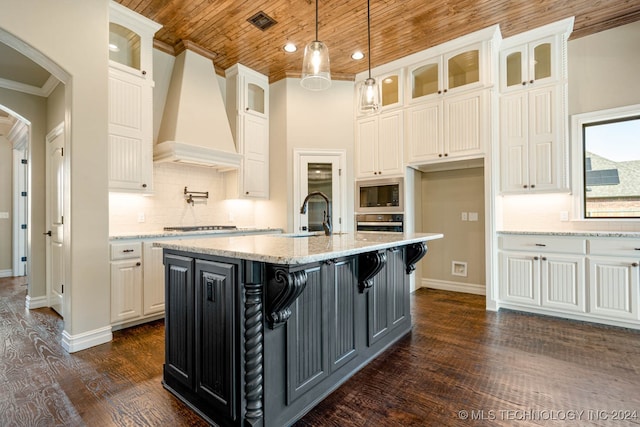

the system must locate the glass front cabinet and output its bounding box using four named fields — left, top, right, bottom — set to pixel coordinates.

left=408, top=42, right=485, bottom=104
left=500, top=35, right=558, bottom=93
